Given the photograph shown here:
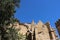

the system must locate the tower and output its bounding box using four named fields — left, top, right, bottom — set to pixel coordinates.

left=55, top=19, right=60, bottom=36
